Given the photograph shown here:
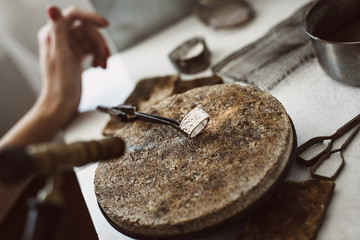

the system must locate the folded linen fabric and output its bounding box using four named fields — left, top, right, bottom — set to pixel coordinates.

left=213, top=3, right=314, bottom=91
